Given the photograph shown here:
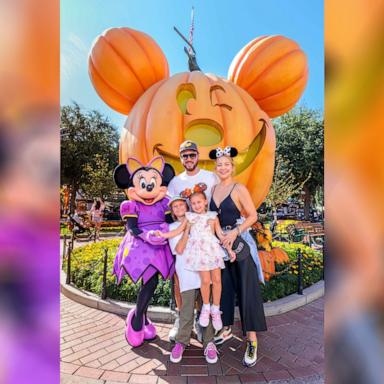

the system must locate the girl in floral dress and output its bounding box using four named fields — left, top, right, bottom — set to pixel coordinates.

left=157, top=184, right=235, bottom=331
